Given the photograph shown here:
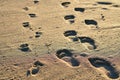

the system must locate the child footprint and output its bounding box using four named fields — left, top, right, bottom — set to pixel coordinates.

left=64, top=15, right=75, bottom=24
left=88, top=57, right=119, bottom=79
left=27, top=60, right=44, bottom=77
left=56, top=49, right=80, bottom=67
left=63, top=30, right=79, bottom=42
left=61, top=2, right=71, bottom=8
